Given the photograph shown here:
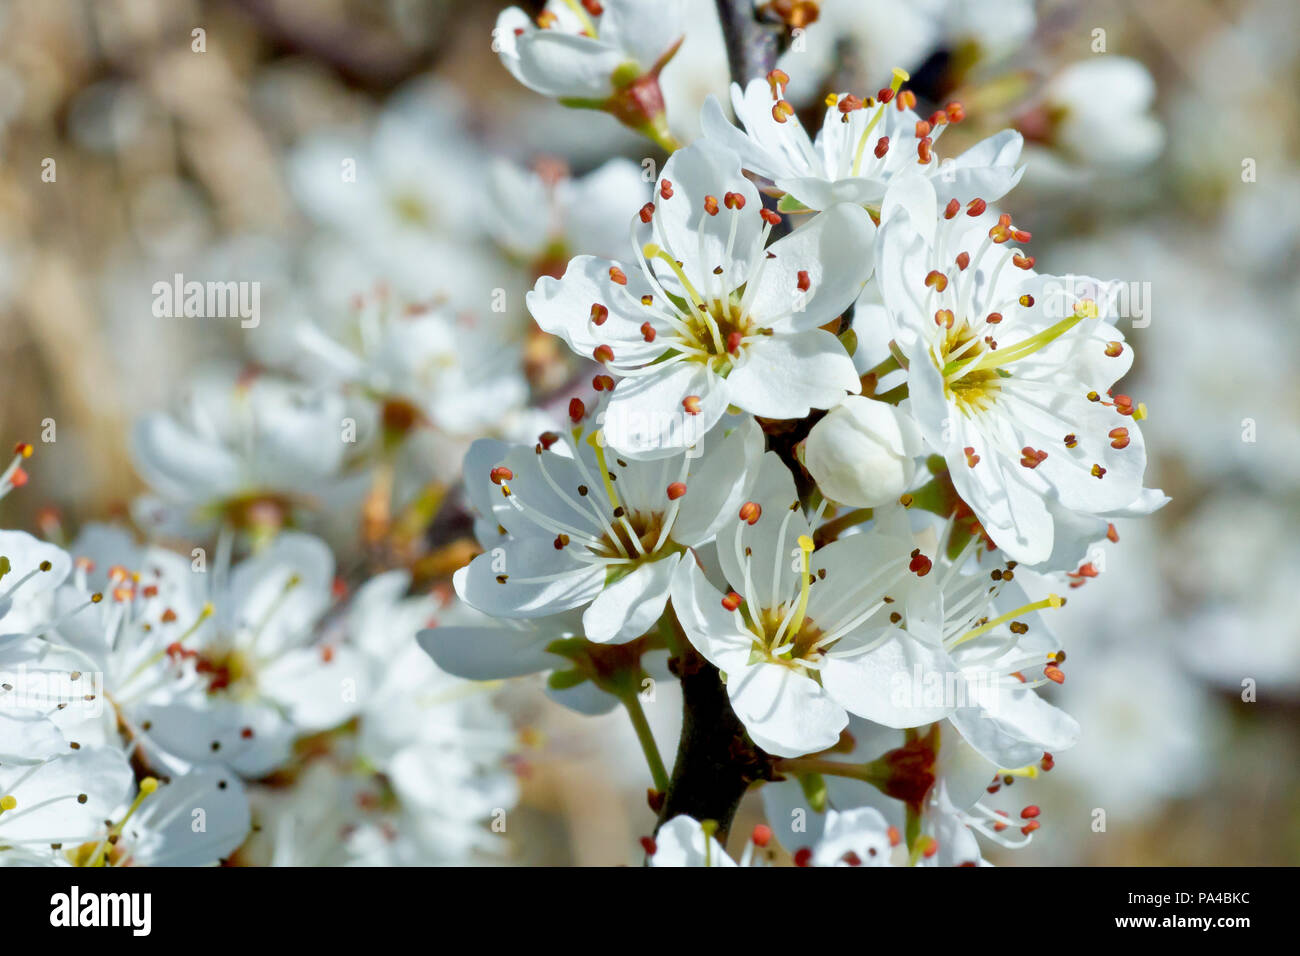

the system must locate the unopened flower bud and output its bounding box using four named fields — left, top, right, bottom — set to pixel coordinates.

left=803, top=397, right=922, bottom=507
